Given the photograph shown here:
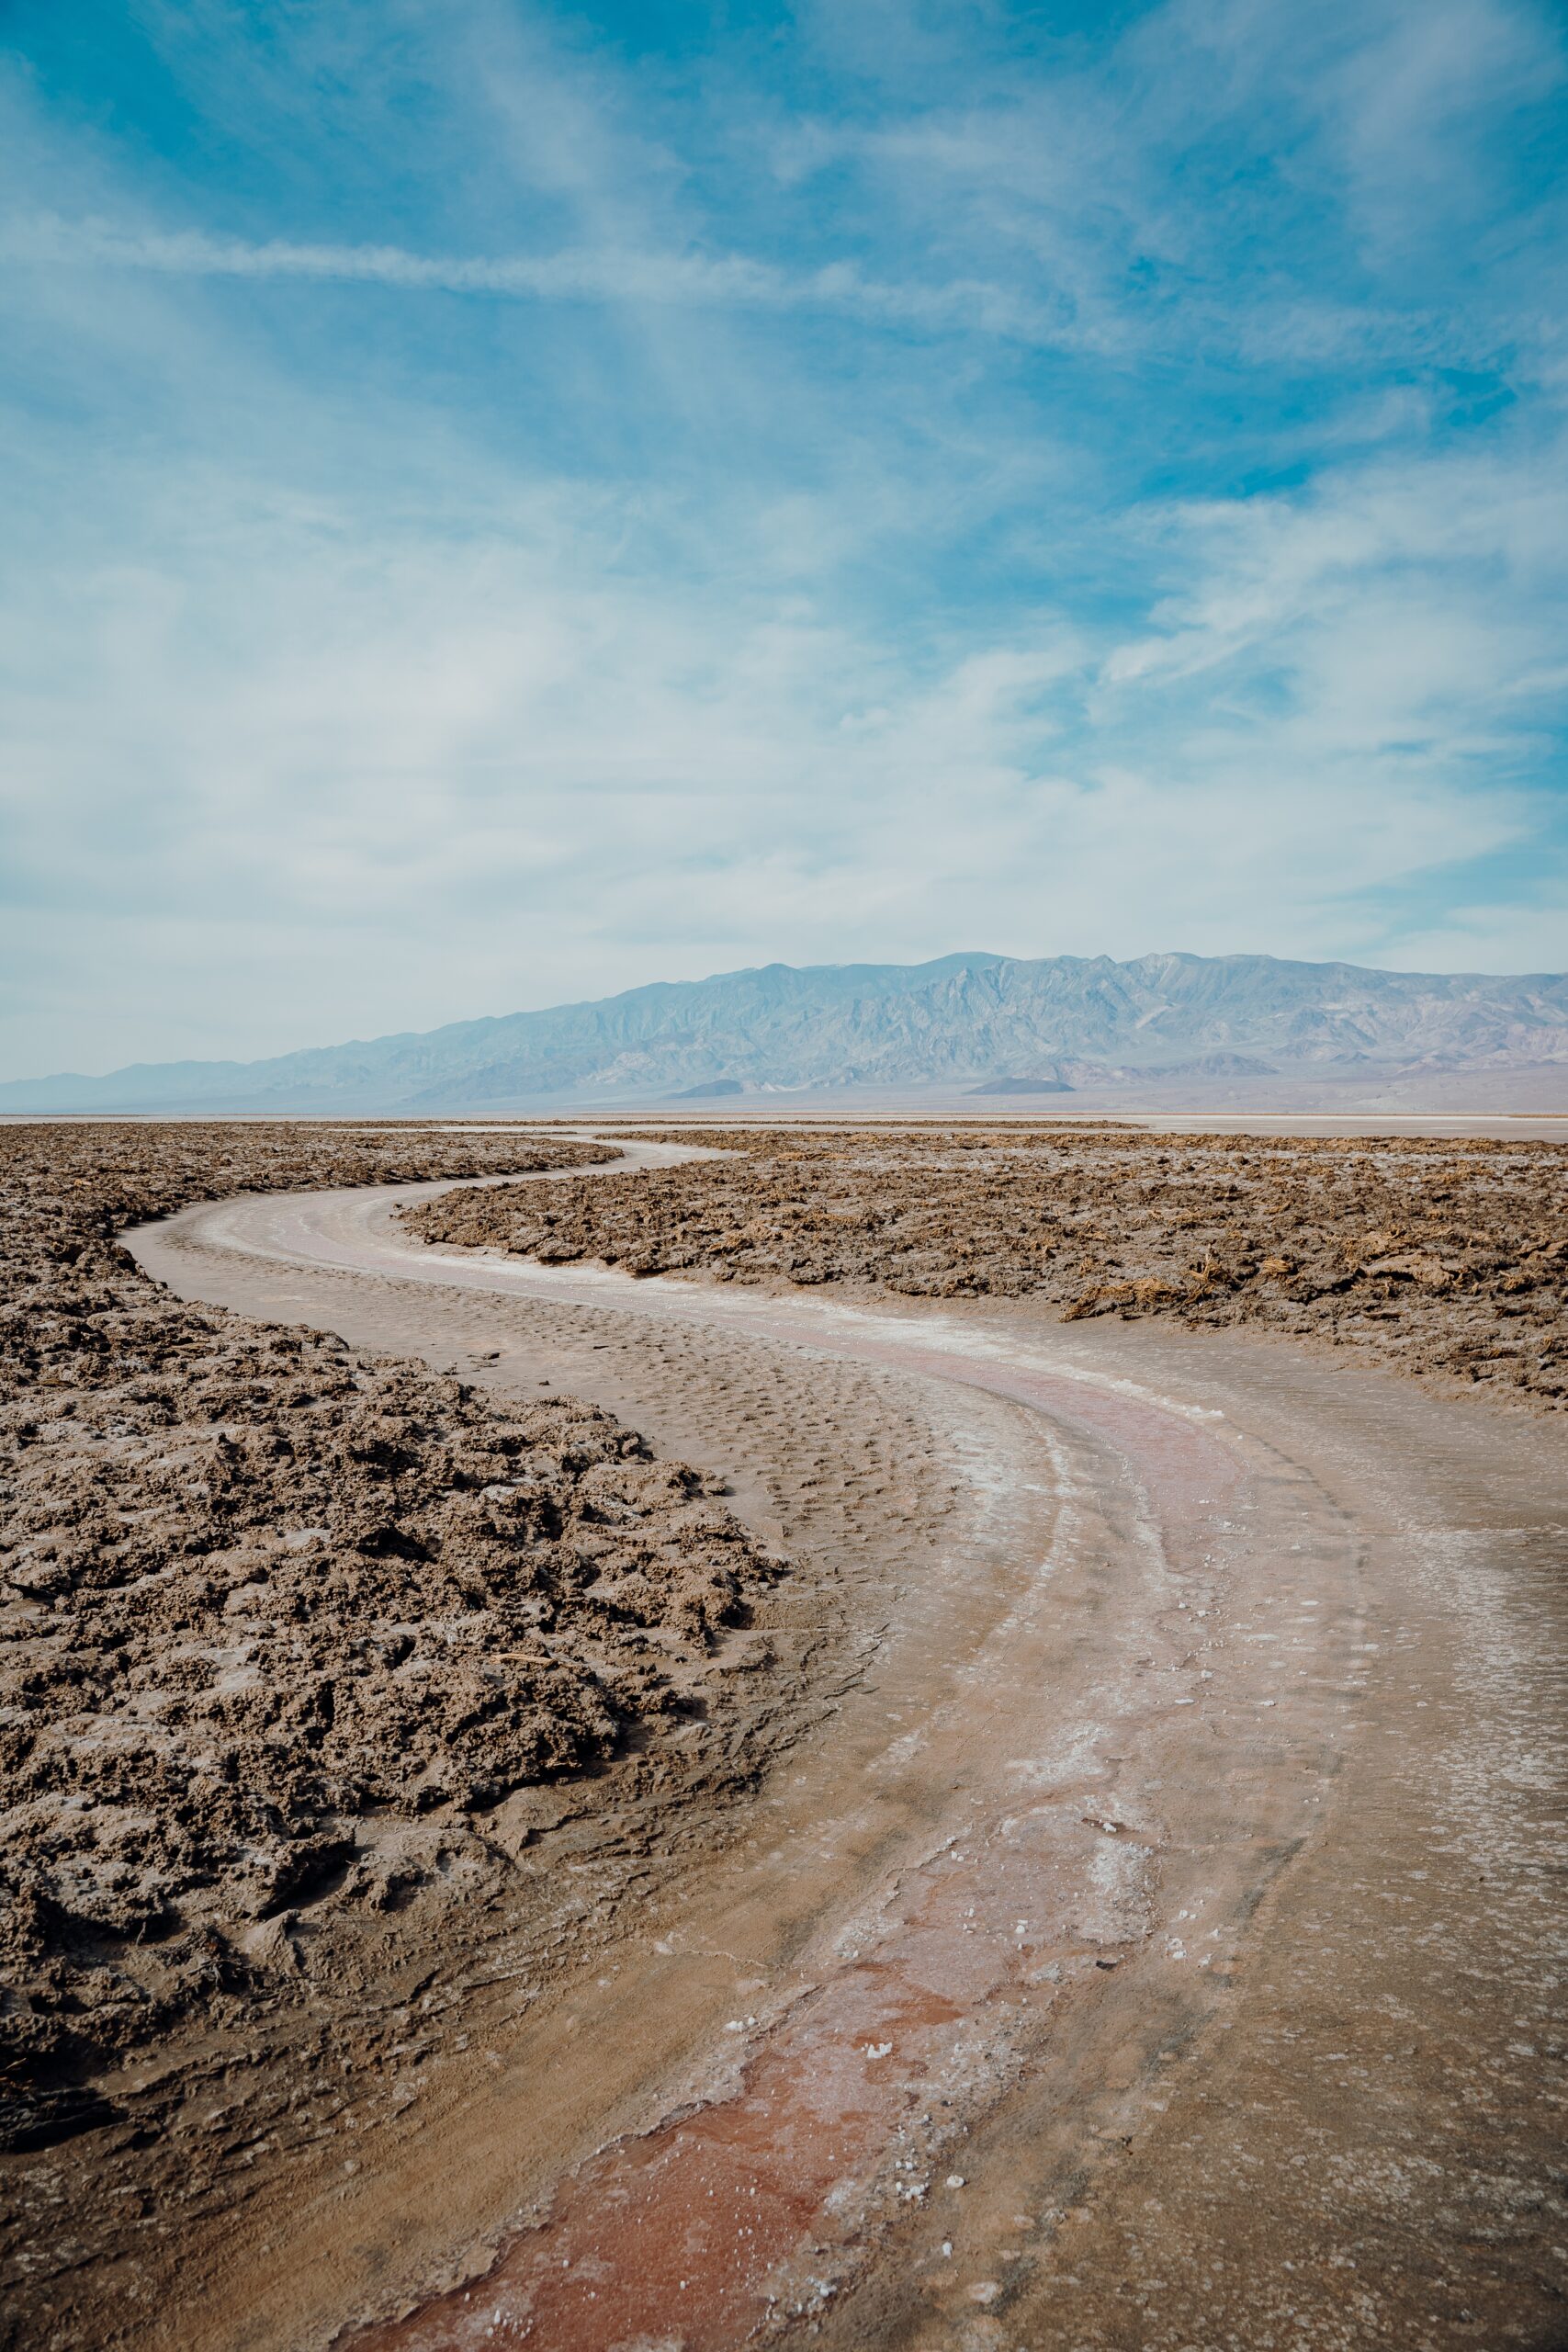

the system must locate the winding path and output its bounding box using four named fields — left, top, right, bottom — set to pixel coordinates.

left=127, top=1141, right=1568, bottom=2352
